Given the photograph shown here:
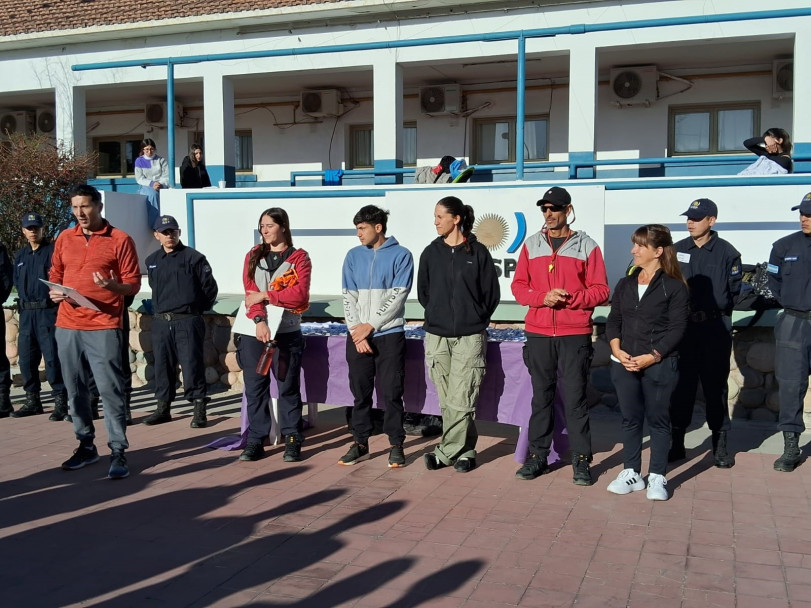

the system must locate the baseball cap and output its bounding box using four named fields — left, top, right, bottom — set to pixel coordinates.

left=791, top=192, right=811, bottom=214
left=681, top=198, right=718, bottom=220
left=153, top=215, right=180, bottom=232
left=536, top=187, right=571, bottom=207
left=21, top=212, right=43, bottom=228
